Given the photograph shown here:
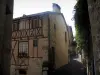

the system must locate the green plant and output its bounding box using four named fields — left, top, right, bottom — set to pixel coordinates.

left=74, top=0, right=90, bottom=56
